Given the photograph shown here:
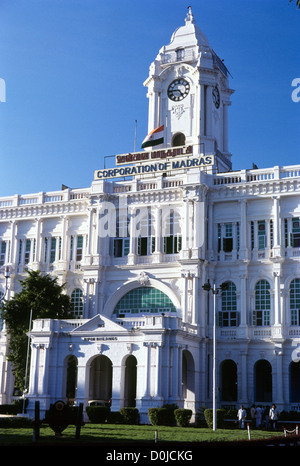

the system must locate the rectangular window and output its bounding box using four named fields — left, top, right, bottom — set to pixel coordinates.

left=137, top=236, right=155, bottom=256
left=292, top=218, right=300, bottom=247
left=24, top=239, right=31, bottom=265
left=223, top=224, right=233, bottom=252
left=76, top=235, right=83, bottom=261
left=258, top=221, right=266, bottom=249
left=50, top=238, right=56, bottom=263
left=113, top=238, right=130, bottom=257
left=0, top=242, right=6, bottom=266
left=252, top=310, right=270, bottom=326
left=219, top=311, right=239, bottom=327
left=163, top=235, right=182, bottom=254
left=217, top=223, right=238, bottom=253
